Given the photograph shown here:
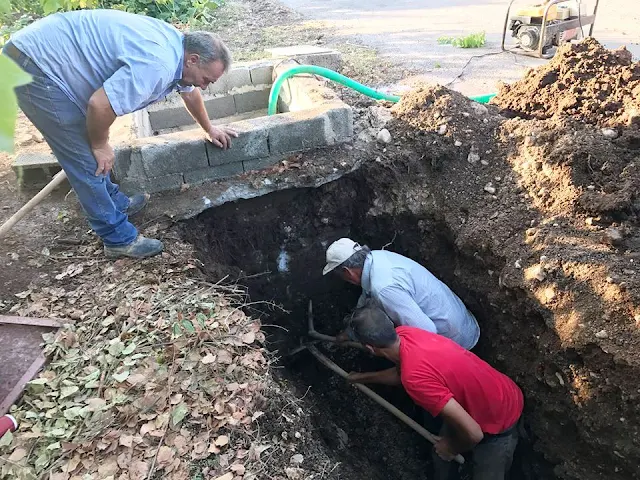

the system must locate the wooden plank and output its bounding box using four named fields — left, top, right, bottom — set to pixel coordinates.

left=0, top=315, right=62, bottom=328
left=0, top=353, right=46, bottom=416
